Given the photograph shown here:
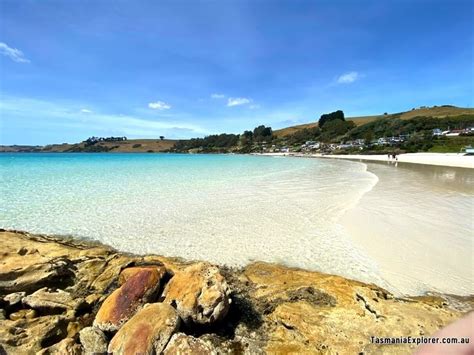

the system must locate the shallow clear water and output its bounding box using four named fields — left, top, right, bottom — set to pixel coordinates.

left=1, top=153, right=386, bottom=287
left=2, top=153, right=472, bottom=295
